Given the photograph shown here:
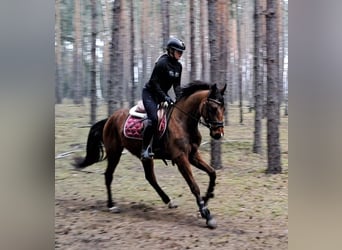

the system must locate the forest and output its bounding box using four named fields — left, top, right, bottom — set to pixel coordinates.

left=55, top=0, right=288, bottom=172
left=55, top=0, right=288, bottom=248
